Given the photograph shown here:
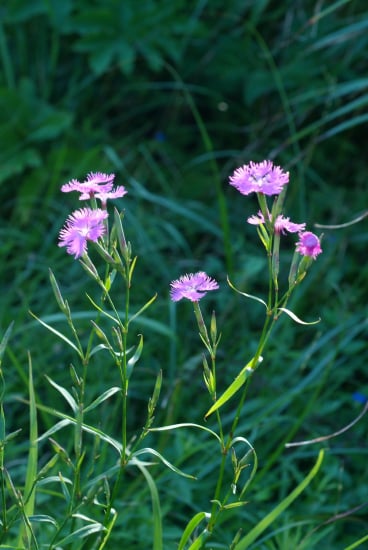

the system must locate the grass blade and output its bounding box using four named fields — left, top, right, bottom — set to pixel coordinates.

left=17, top=353, right=38, bottom=547
left=233, top=449, right=325, bottom=549
left=178, top=512, right=210, bottom=550
left=135, top=462, right=163, bottom=550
